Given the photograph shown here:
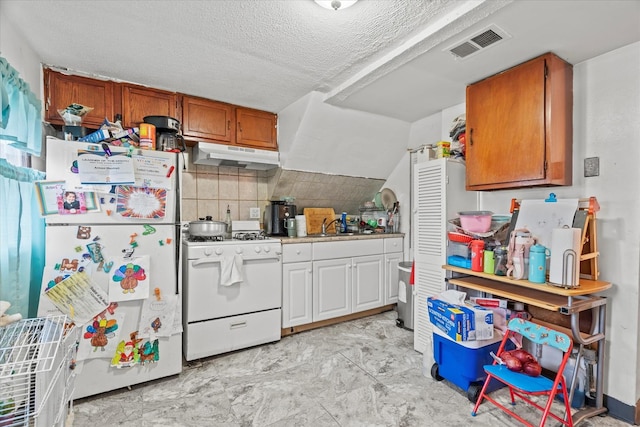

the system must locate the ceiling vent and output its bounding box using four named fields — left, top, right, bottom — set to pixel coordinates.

left=445, top=25, right=511, bottom=60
